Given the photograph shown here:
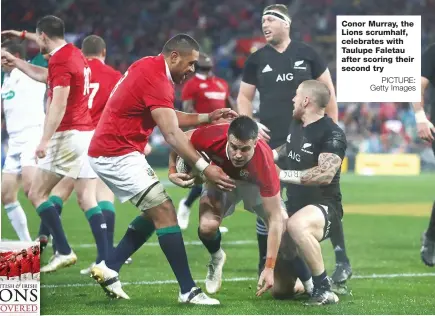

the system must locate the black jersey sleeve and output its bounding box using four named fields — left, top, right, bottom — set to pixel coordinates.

left=241, top=53, right=258, bottom=86
left=307, top=46, right=328, bottom=79
left=422, top=44, right=435, bottom=85
left=321, top=128, right=347, bottom=160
